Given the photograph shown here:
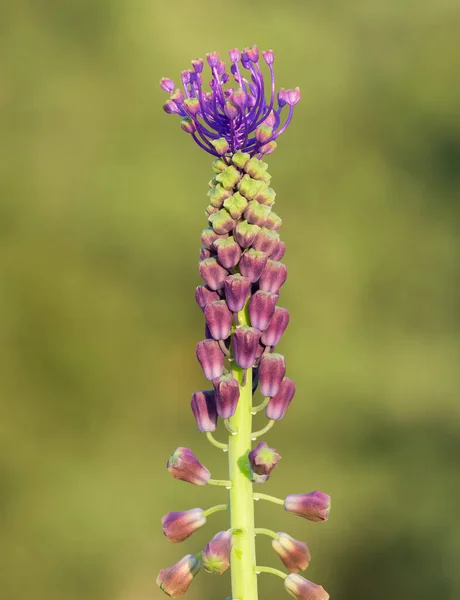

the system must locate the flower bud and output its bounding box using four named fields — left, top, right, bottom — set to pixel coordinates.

left=245, top=45, right=259, bottom=62
left=262, top=49, right=275, bottom=65
left=191, top=390, right=218, bottom=432
left=253, top=228, right=280, bottom=256
left=157, top=554, right=201, bottom=598
left=284, top=491, right=331, bottom=522
left=264, top=211, right=282, bottom=230
left=258, top=352, right=286, bottom=396
left=180, top=118, right=196, bottom=134
left=249, top=441, right=281, bottom=476
left=200, top=227, right=228, bottom=249
left=163, top=100, right=180, bottom=114
left=248, top=291, right=278, bottom=331
left=259, top=141, right=278, bottom=155
left=206, top=51, right=220, bottom=68
left=261, top=307, right=290, bottom=346
left=205, top=204, right=219, bottom=217
left=204, top=300, right=232, bottom=340
left=215, top=165, right=242, bottom=190
left=272, top=533, right=311, bottom=573
left=167, top=447, right=211, bottom=486
left=255, top=125, right=273, bottom=144
left=213, top=374, right=240, bottom=418
left=234, top=221, right=261, bottom=248
left=195, top=285, right=220, bottom=311
left=230, top=88, right=246, bottom=109
left=184, top=97, right=200, bottom=116
left=224, top=274, right=251, bottom=312
left=208, top=184, right=232, bottom=208
left=263, top=110, right=277, bottom=127
left=199, top=257, right=228, bottom=290
left=223, top=192, right=248, bottom=219
left=212, top=158, right=227, bottom=173
left=200, top=247, right=211, bottom=260
left=237, top=174, right=264, bottom=200
left=259, top=260, right=288, bottom=294
left=224, top=102, right=239, bottom=120
left=191, top=58, right=204, bottom=73
left=270, top=240, right=286, bottom=261
left=284, top=87, right=301, bottom=106
left=232, top=150, right=250, bottom=169
left=196, top=339, right=225, bottom=380
left=232, top=326, right=261, bottom=369
left=245, top=157, right=269, bottom=179
left=254, top=184, right=276, bottom=206
left=161, top=508, right=206, bottom=543
left=214, top=237, right=242, bottom=268
left=211, top=137, right=230, bottom=156
left=209, top=209, right=236, bottom=235
left=160, top=78, right=175, bottom=93
left=266, top=377, right=295, bottom=420
left=244, top=200, right=271, bottom=227
left=284, top=574, right=329, bottom=600
left=202, top=531, right=232, bottom=574
left=229, top=48, right=241, bottom=62
left=240, top=249, right=269, bottom=283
